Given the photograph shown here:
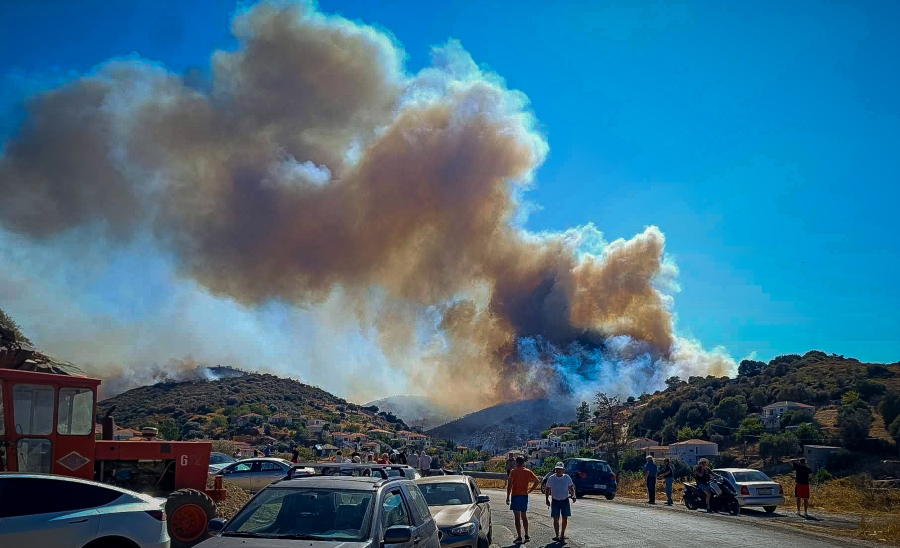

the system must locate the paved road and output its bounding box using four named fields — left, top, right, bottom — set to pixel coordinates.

left=483, top=491, right=865, bottom=548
